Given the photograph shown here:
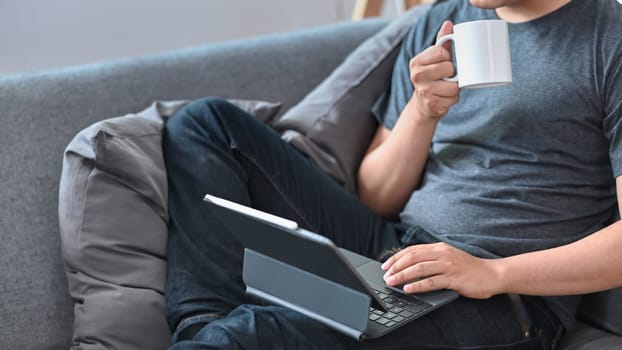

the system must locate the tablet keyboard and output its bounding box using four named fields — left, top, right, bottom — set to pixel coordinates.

left=368, top=289, right=432, bottom=328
